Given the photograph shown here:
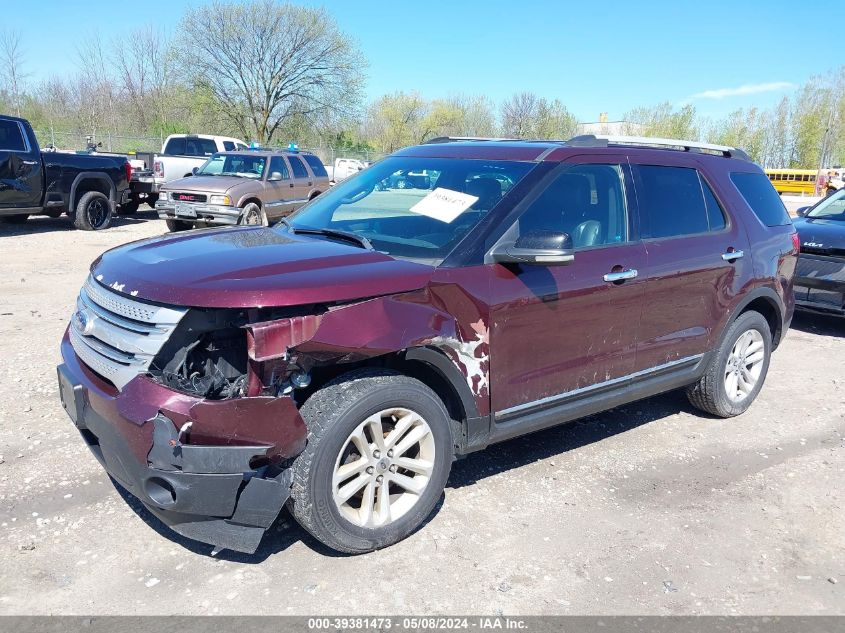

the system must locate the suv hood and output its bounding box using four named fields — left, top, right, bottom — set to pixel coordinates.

left=90, top=227, right=435, bottom=308
left=793, top=217, right=845, bottom=250
left=164, top=175, right=251, bottom=194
